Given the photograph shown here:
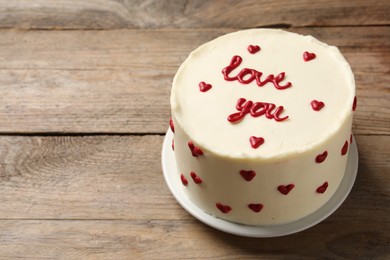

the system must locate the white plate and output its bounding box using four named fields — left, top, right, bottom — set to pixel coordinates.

left=161, top=129, right=358, bottom=237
